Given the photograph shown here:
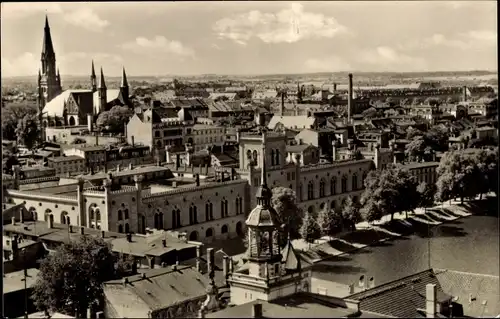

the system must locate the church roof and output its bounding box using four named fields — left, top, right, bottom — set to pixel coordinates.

left=42, top=90, right=92, bottom=117
left=281, top=238, right=301, bottom=271
left=245, top=204, right=281, bottom=228
left=92, top=89, right=121, bottom=109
